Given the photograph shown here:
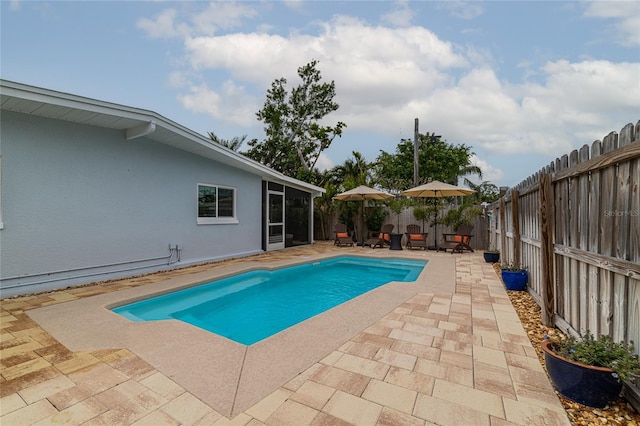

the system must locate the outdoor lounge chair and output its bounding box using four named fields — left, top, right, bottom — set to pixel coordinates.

left=405, top=224, right=429, bottom=250
left=334, top=223, right=354, bottom=247
left=440, top=224, right=474, bottom=253
left=363, top=223, right=394, bottom=249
